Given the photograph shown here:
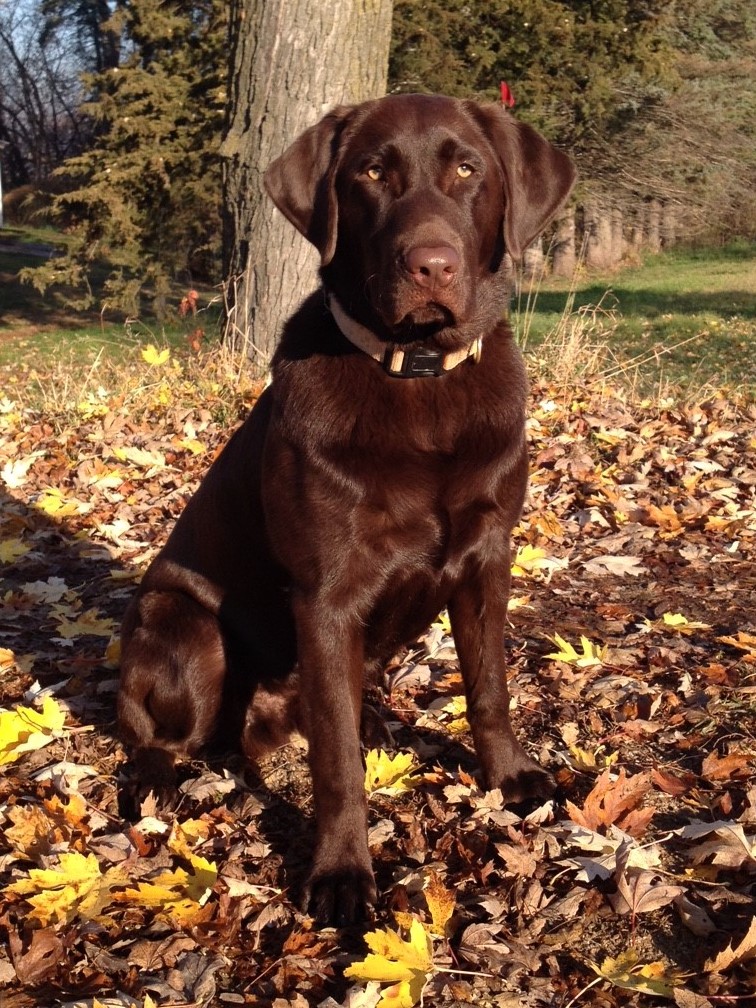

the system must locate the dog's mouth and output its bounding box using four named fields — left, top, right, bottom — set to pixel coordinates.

left=390, top=303, right=459, bottom=345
